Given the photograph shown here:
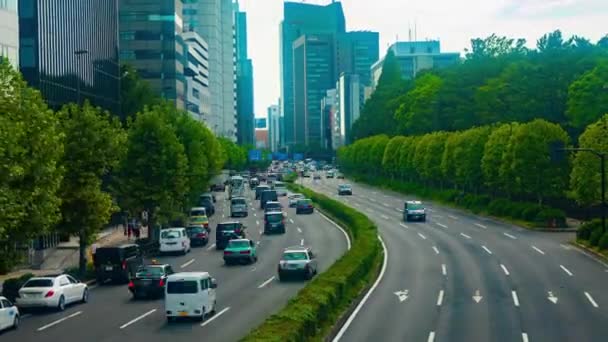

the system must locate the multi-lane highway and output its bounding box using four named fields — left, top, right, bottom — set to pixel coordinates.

left=4, top=186, right=348, bottom=342
left=304, top=177, right=608, bottom=342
